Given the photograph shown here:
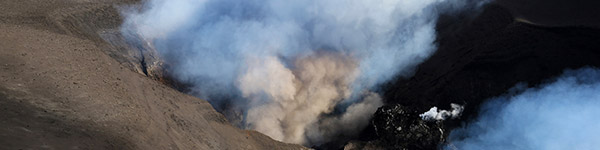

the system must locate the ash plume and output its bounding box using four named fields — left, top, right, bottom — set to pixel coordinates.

left=446, top=68, right=600, bottom=150
left=120, top=0, right=483, bottom=146
left=240, top=52, right=361, bottom=144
